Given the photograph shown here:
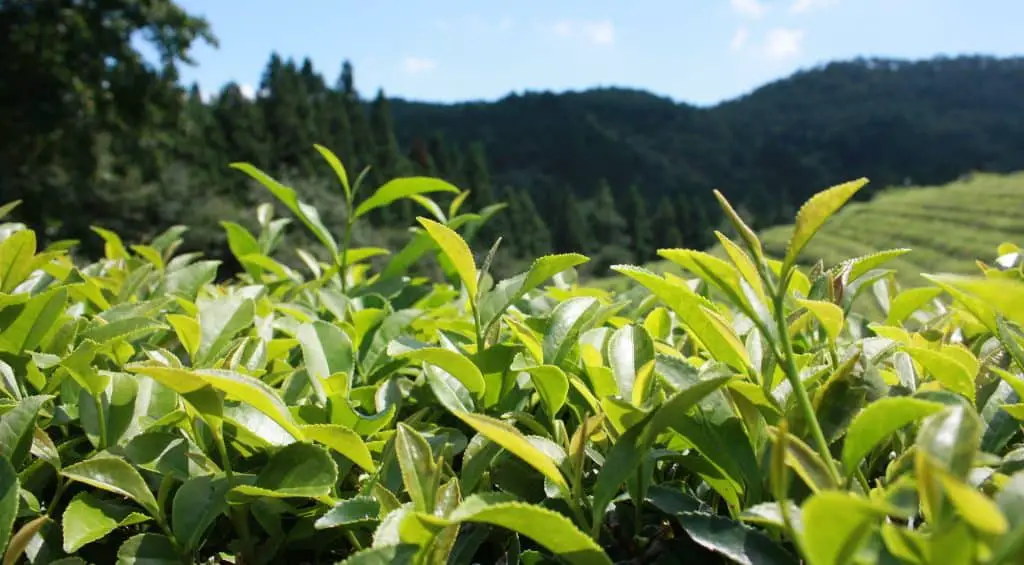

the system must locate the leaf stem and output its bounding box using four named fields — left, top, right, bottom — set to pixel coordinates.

left=339, top=209, right=355, bottom=294
left=44, top=478, right=66, bottom=517
left=94, top=395, right=108, bottom=450
left=774, top=291, right=841, bottom=483
left=214, top=430, right=256, bottom=565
